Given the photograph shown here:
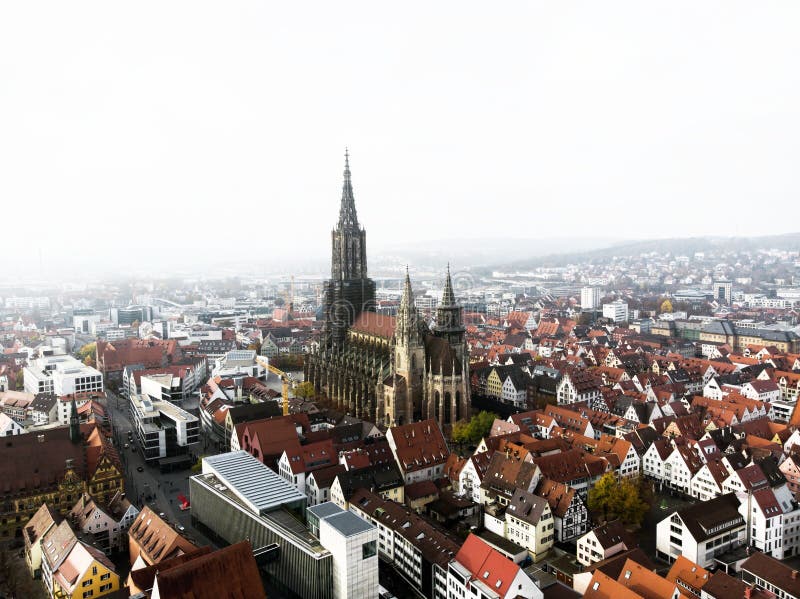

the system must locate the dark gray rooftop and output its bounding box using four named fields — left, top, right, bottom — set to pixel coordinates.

left=322, top=511, right=375, bottom=537
left=307, top=502, right=344, bottom=521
